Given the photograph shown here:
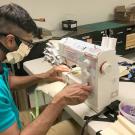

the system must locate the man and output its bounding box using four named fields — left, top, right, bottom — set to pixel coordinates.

left=0, top=3, right=92, bottom=135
